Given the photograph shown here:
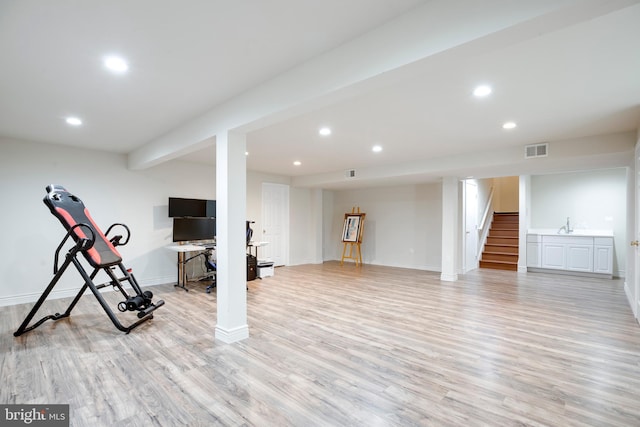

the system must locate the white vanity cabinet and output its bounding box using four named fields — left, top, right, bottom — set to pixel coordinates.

left=527, top=231, right=613, bottom=278
left=593, top=237, right=614, bottom=274
left=526, top=234, right=541, bottom=268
